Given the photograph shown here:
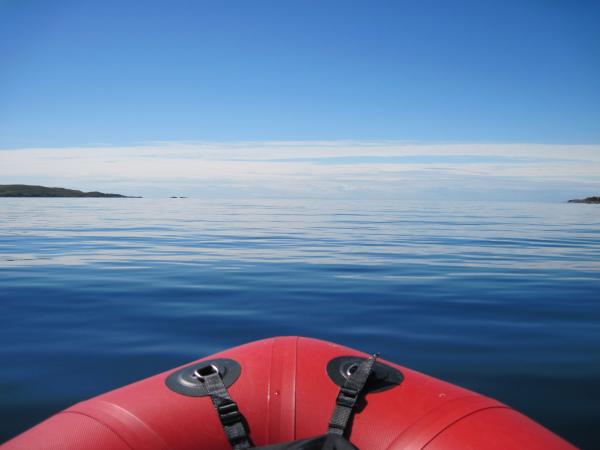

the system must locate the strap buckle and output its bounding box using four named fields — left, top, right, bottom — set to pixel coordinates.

left=217, top=400, right=242, bottom=426
left=336, top=386, right=359, bottom=408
